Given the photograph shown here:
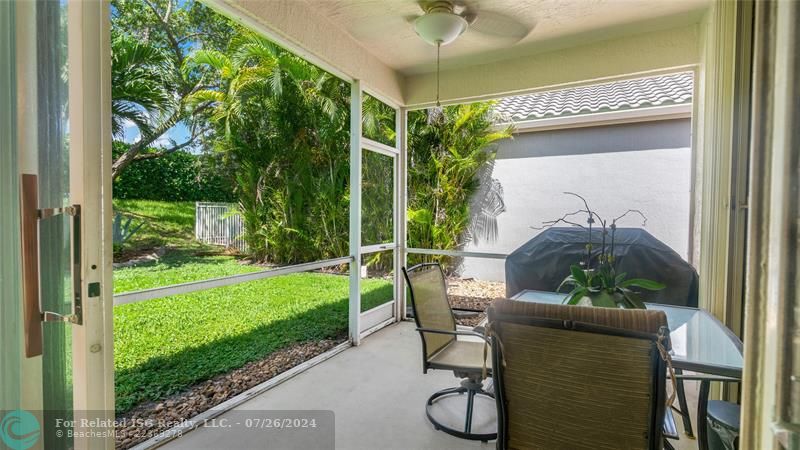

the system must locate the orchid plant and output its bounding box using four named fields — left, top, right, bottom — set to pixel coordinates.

left=533, top=192, right=666, bottom=309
